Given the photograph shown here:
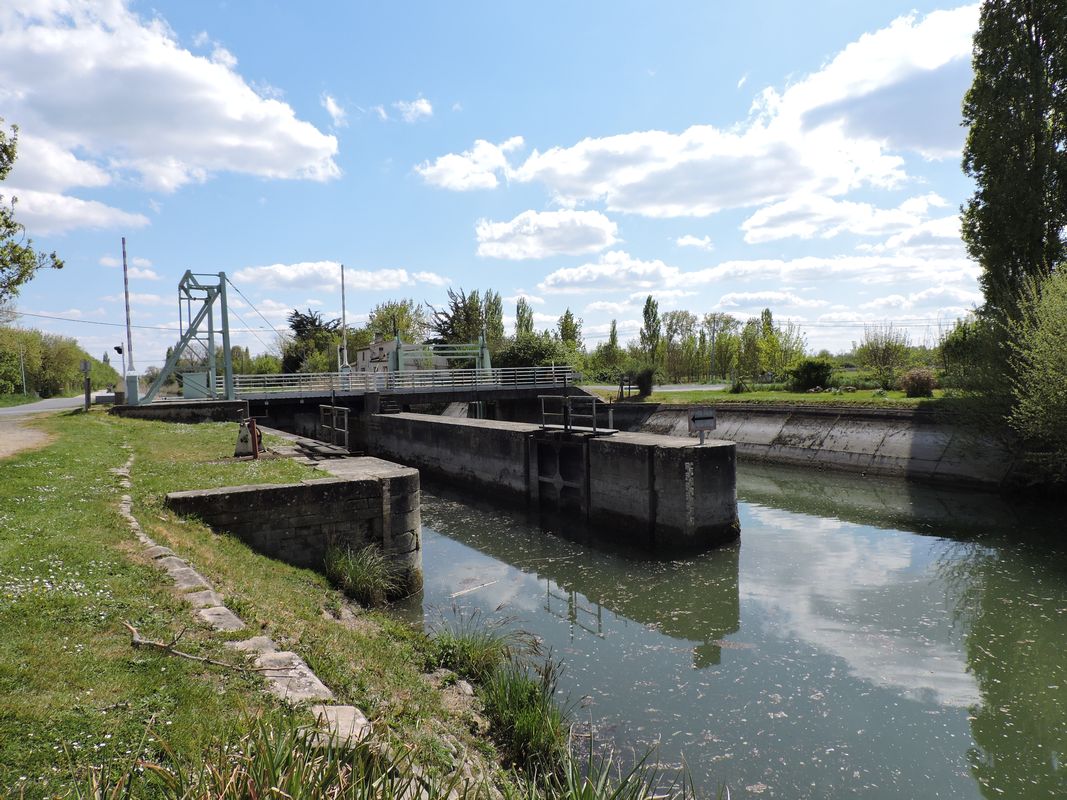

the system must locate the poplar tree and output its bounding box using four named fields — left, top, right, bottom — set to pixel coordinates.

left=639, top=295, right=660, bottom=361
left=514, top=297, right=534, bottom=336
left=961, top=0, right=1067, bottom=322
